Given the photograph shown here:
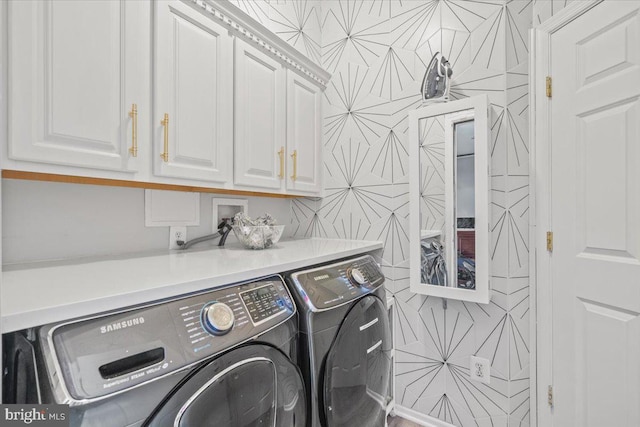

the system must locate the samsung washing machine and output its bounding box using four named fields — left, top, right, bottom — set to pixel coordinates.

left=2, top=275, right=306, bottom=427
left=285, top=254, right=392, bottom=427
